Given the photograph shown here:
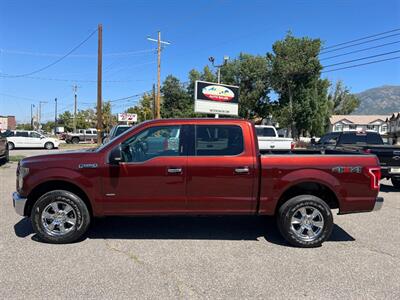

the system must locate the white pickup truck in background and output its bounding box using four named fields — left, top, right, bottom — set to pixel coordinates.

left=255, top=125, right=294, bottom=150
